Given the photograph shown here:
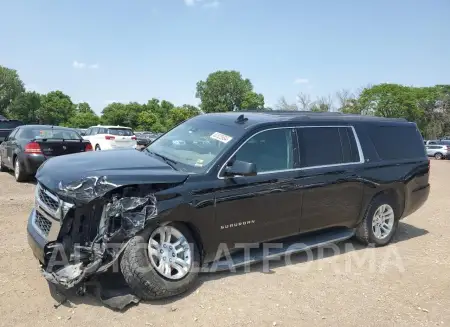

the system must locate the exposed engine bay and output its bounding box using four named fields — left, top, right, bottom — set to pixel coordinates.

left=38, top=176, right=175, bottom=310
